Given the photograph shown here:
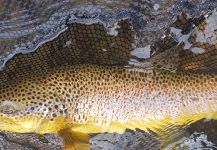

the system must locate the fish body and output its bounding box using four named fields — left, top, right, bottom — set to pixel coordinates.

left=0, top=64, right=217, bottom=149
